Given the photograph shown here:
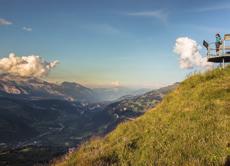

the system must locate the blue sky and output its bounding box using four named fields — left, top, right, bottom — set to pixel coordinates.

left=0, top=0, right=230, bottom=88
